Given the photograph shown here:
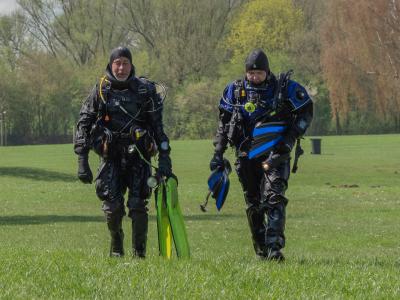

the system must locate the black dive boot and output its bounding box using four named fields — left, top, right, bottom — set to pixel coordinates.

left=264, top=204, right=286, bottom=262
left=107, top=217, right=124, bottom=257
left=245, top=205, right=268, bottom=257
left=131, top=212, right=148, bottom=258
left=265, top=247, right=285, bottom=262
